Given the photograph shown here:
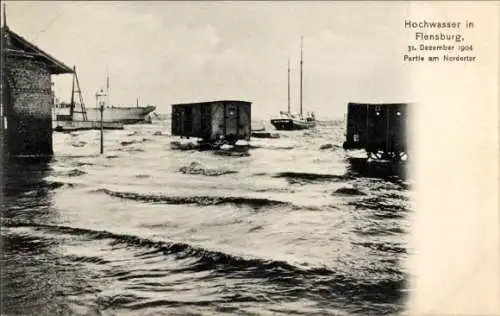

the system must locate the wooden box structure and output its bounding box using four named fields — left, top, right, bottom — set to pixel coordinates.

left=171, top=100, right=251, bottom=144
left=342, top=102, right=408, bottom=160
